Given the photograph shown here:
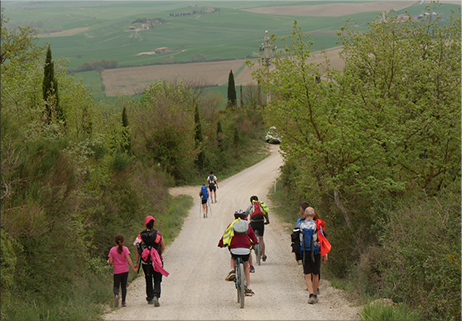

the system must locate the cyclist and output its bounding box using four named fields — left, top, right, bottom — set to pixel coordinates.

left=218, top=210, right=258, bottom=296
left=245, top=195, right=270, bottom=269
